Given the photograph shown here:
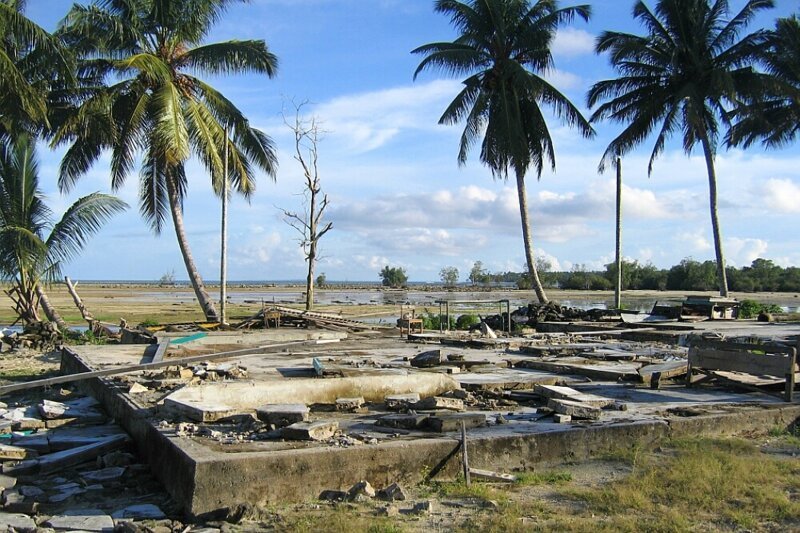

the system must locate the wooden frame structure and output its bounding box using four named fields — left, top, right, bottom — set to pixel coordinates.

left=687, top=339, right=798, bottom=402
